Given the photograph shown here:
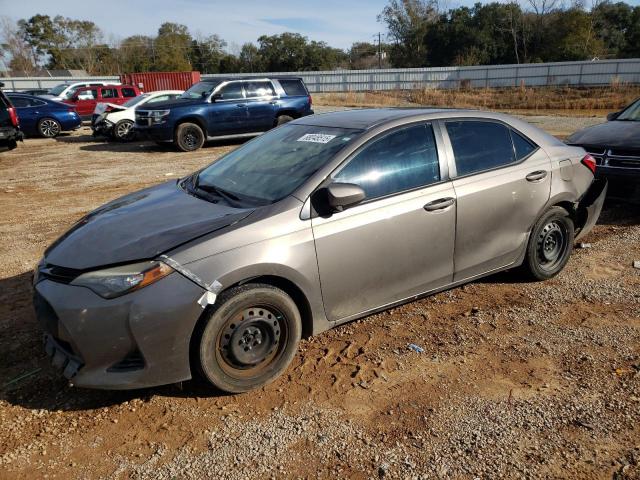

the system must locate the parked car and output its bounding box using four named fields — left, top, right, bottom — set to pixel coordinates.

left=92, top=90, right=183, bottom=141
left=135, top=76, right=313, bottom=151
left=6, top=93, right=81, bottom=138
left=22, top=88, right=50, bottom=96
left=63, top=85, right=142, bottom=119
left=33, top=109, right=607, bottom=393
left=566, top=97, right=640, bottom=178
left=0, top=83, right=23, bottom=151
left=41, top=81, right=121, bottom=102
